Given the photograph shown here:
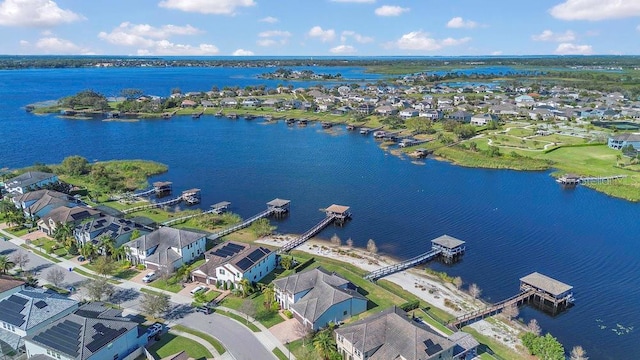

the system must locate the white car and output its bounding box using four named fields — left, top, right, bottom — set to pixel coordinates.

left=190, top=285, right=207, bottom=295
left=142, top=272, right=157, bottom=283
left=146, top=323, right=163, bottom=338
